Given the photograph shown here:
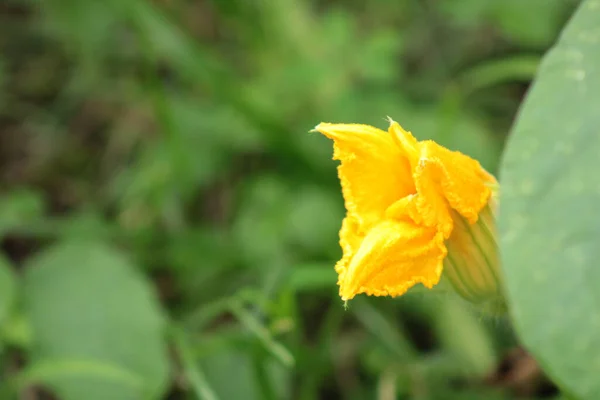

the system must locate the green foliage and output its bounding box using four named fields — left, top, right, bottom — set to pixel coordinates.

left=0, top=0, right=586, bottom=398
left=0, top=255, right=16, bottom=328
left=441, top=0, right=578, bottom=47
left=0, top=189, right=46, bottom=236
left=499, top=1, right=600, bottom=399
left=21, top=242, right=169, bottom=400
